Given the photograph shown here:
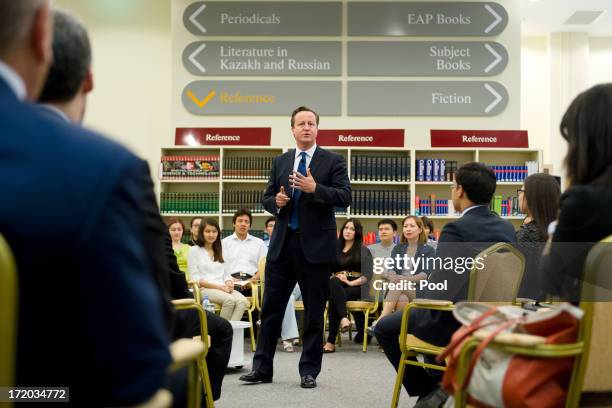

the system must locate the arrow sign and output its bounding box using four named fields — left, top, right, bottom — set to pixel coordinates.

left=188, top=3, right=207, bottom=33
left=347, top=81, right=508, bottom=116
left=182, top=41, right=341, bottom=76
left=187, top=43, right=207, bottom=73
left=182, top=2, right=341, bottom=36
left=348, top=2, right=508, bottom=37
left=484, top=4, right=503, bottom=34
left=348, top=41, right=508, bottom=76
